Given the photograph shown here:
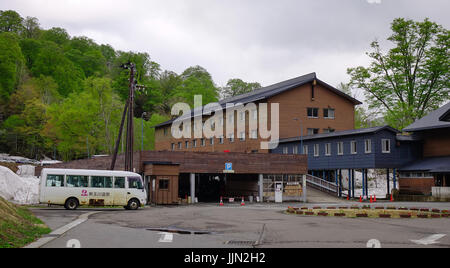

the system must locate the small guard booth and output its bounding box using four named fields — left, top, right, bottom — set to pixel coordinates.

left=144, top=162, right=180, bottom=205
